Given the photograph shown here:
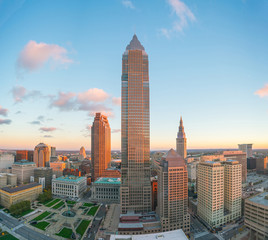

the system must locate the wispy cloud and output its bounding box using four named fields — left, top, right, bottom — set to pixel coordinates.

left=29, top=120, right=41, bottom=125
left=161, top=0, right=195, bottom=38
left=50, top=88, right=115, bottom=117
left=50, top=91, right=76, bottom=111
left=255, top=84, right=268, bottom=98
left=43, top=135, right=53, bottom=138
left=0, top=119, right=12, bottom=125
left=17, top=40, right=73, bottom=72
left=12, top=85, right=43, bottom=103
left=122, top=0, right=135, bottom=9
left=112, top=129, right=121, bottom=133
left=112, top=97, right=121, bottom=106
left=0, top=106, right=8, bottom=116
left=77, top=88, right=109, bottom=103
left=39, top=127, right=57, bottom=132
